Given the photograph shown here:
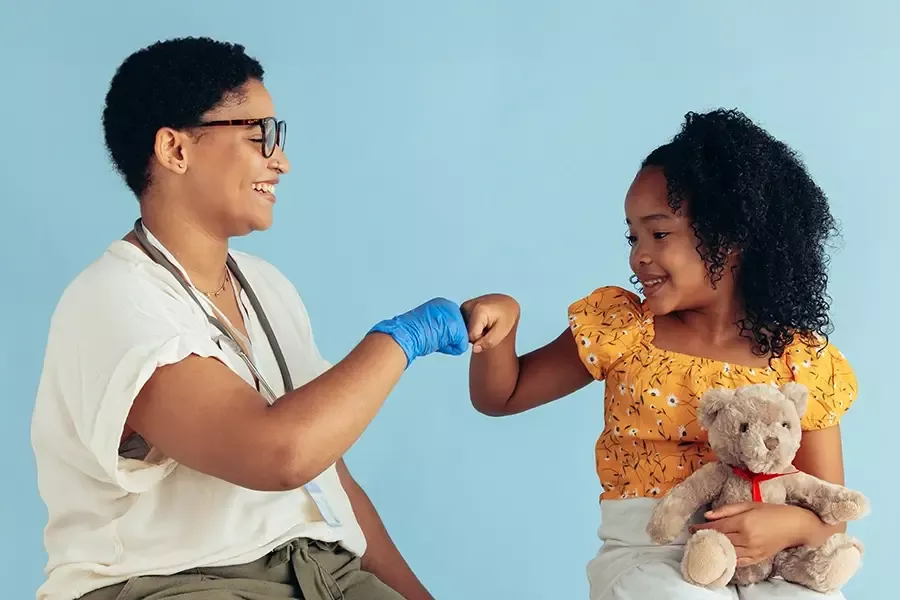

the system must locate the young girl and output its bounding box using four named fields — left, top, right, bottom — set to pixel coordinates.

left=461, top=109, right=860, bottom=599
